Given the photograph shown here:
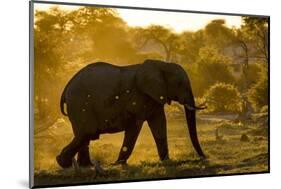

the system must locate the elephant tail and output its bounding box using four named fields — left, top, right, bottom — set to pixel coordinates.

left=60, top=86, right=68, bottom=116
